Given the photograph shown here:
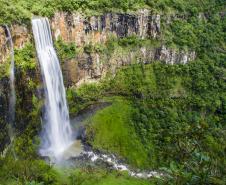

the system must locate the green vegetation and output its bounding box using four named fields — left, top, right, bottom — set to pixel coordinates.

left=107, top=61, right=225, bottom=183
left=0, top=0, right=225, bottom=184
left=67, top=83, right=104, bottom=115
left=163, top=13, right=225, bottom=53
left=0, top=0, right=225, bottom=24
left=0, top=157, right=60, bottom=185
left=14, top=43, right=36, bottom=72
left=86, top=97, right=150, bottom=168
left=14, top=42, right=41, bottom=134
left=74, top=8, right=226, bottom=181
left=55, top=39, right=77, bottom=62
left=81, top=55, right=225, bottom=182
left=0, top=0, right=145, bottom=24
left=68, top=168, right=154, bottom=185
left=105, top=36, right=161, bottom=53
left=0, top=157, right=155, bottom=185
